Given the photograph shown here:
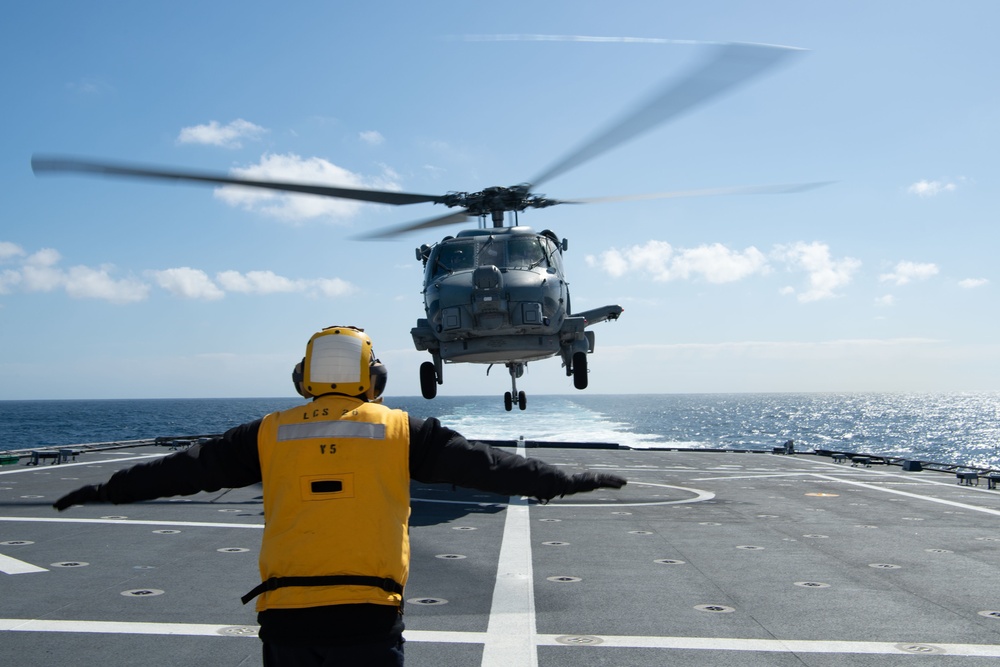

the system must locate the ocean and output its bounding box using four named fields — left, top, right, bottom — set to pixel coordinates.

left=2, top=393, right=999, bottom=470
